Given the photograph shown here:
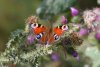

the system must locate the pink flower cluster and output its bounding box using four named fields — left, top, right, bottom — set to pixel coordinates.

left=83, top=8, right=100, bottom=31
